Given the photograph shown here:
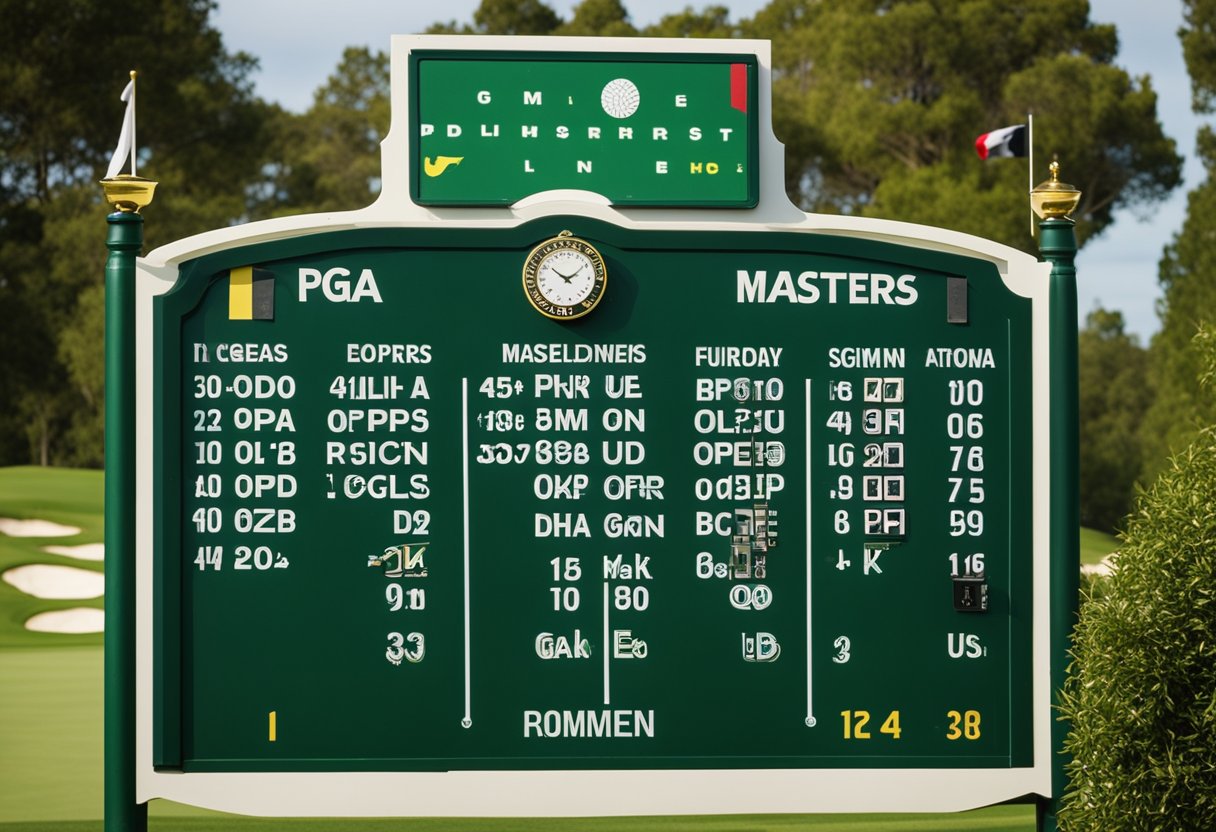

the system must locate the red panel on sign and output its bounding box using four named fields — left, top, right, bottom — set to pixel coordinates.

left=730, top=63, right=748, bottom=113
